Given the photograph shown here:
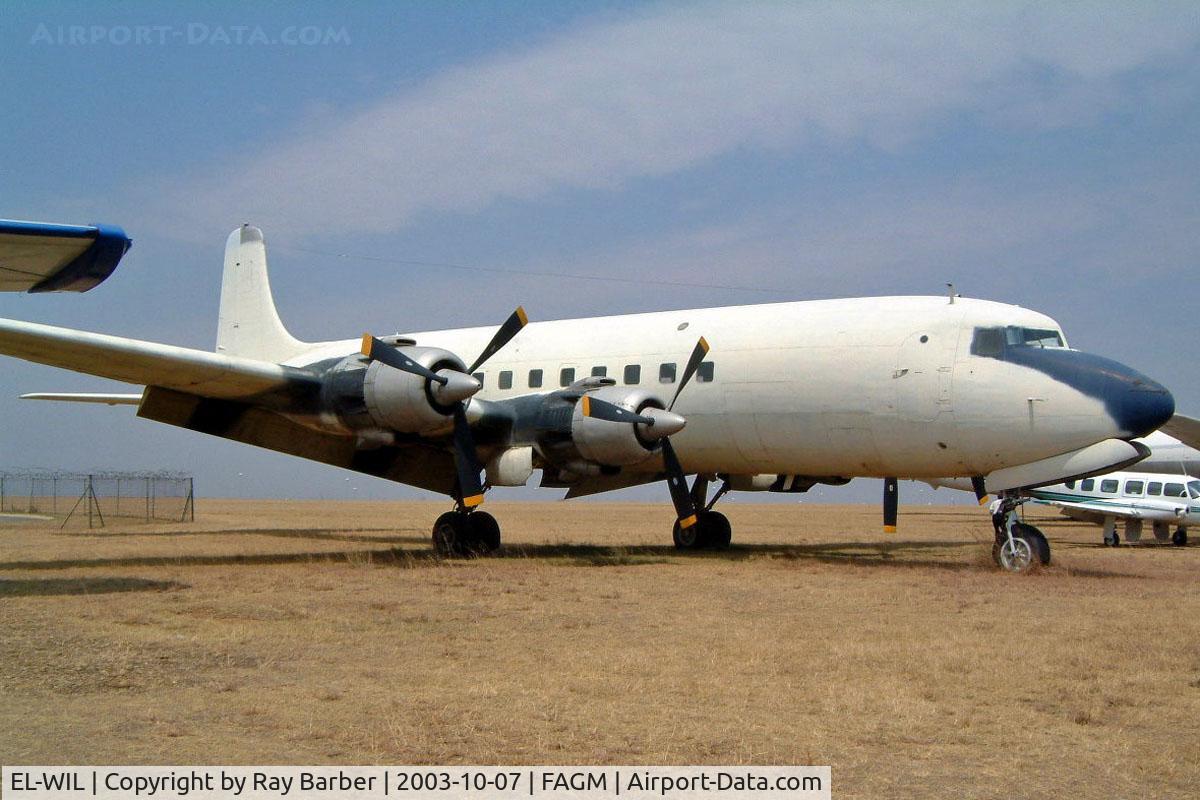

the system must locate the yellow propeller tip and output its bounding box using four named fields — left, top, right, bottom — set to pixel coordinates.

left=463, top=494, right=485, bottom=508
left=679, top=514, right=698, bottom=529
left=580, top=396, right=591, bottom=417
left=978, top=495, right=991, bottom=506
left=360, top=334, right=374, bottom=356
left=883, top=525, right=897, bottom=533
left=698, top=336, right=710, bottom=353
left=516, top=306, right=528, bottom=325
